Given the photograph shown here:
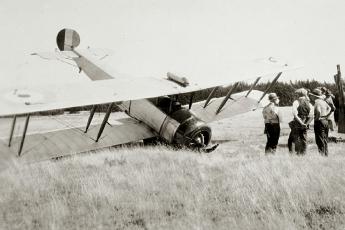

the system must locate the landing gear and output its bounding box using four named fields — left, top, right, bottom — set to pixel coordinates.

left=143, top=137, right=164, bottom=146
left=201, top=144, right=219, bottom=153
left=187, top=132, right=219, bottom=153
